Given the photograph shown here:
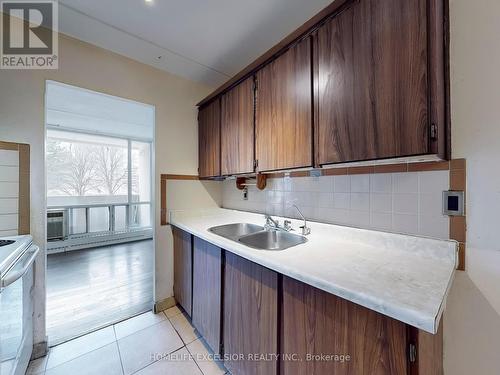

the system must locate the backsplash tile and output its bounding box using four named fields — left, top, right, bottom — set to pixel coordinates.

left=222, top=170, right=450, bottom=239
